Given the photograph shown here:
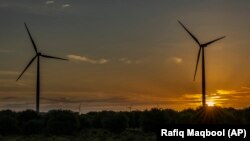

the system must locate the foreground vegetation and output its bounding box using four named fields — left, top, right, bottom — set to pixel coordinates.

left=0, top=106, right=249, bottom=140
left=0, top=129, right=155, bottom=141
